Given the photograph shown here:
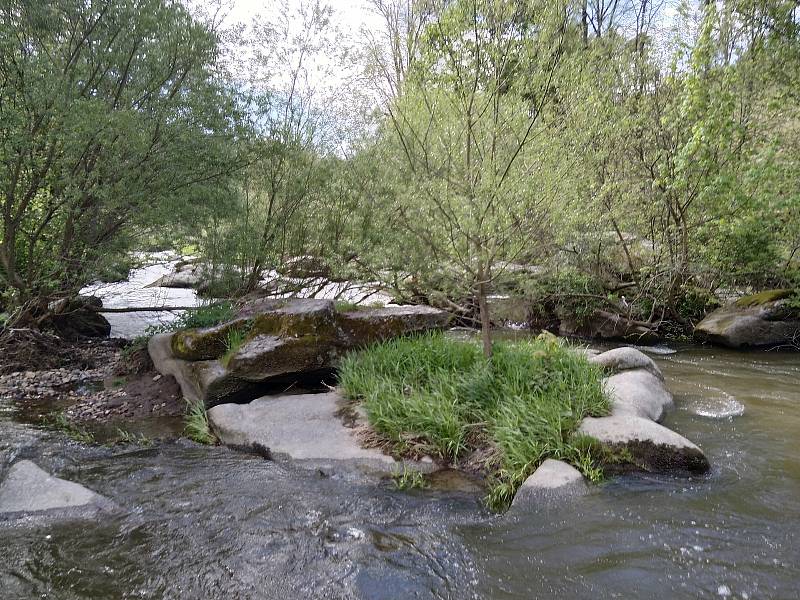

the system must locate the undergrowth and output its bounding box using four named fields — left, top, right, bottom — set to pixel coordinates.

left=338, top=331, right=611, bottom=511
left=392, top=466, right=429, bottom=490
